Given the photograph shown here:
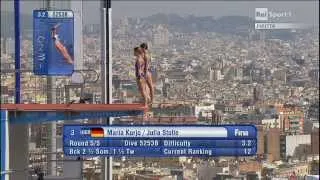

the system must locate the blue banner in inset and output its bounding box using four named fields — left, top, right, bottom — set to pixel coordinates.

left=33, top=10, right=74, bottom=76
